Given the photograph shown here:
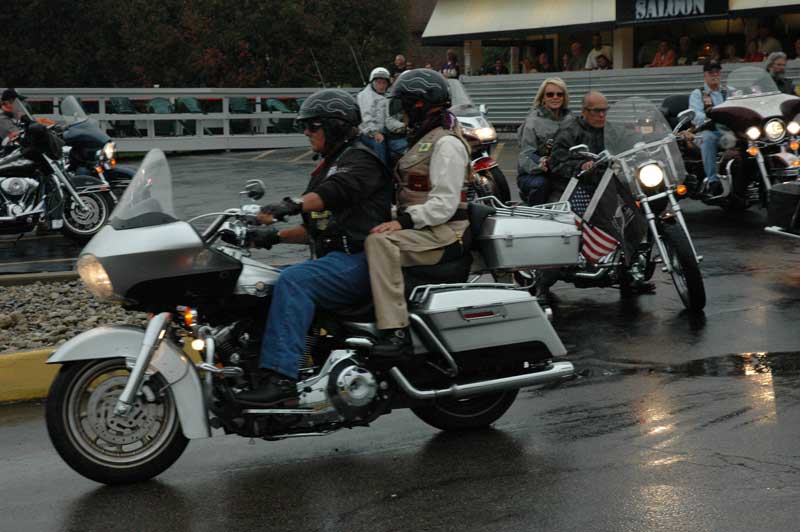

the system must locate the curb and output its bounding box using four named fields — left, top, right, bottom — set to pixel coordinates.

left=0, top=271, right=79, bottom=287
left=0, top=348, right=58, bottom=404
